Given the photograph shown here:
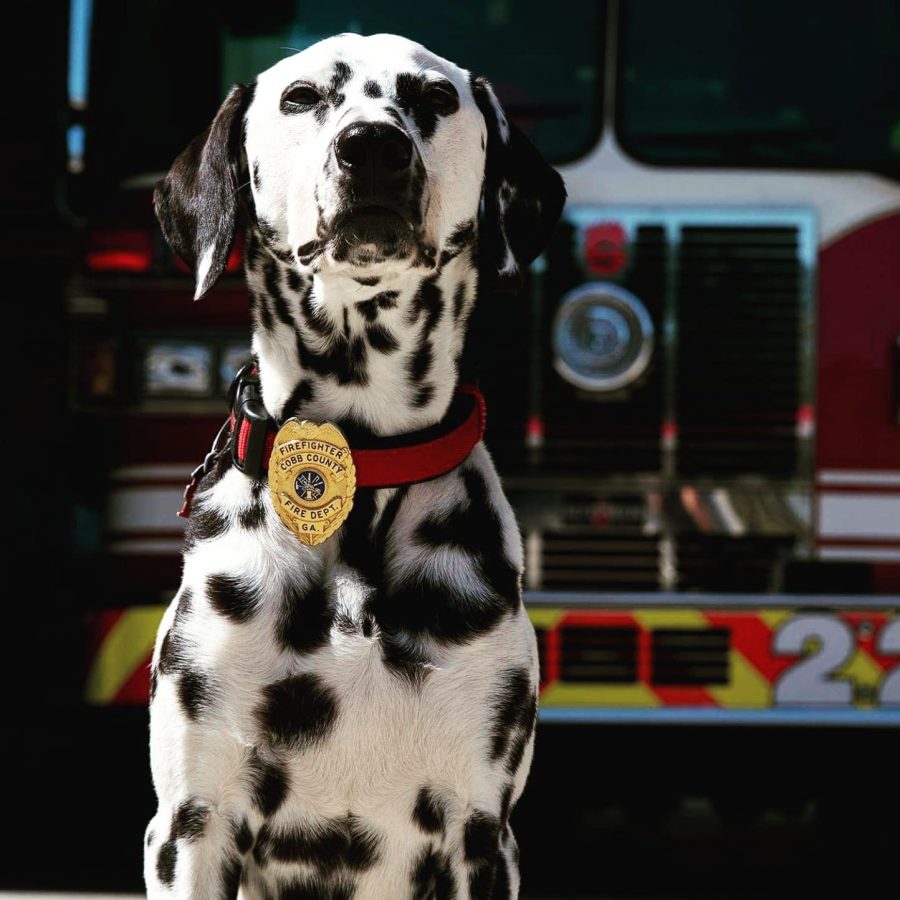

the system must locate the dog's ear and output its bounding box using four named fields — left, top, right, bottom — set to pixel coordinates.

left=471, top=76, right=567, bottom=292
left=154, top=83, right=254, bottom=300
